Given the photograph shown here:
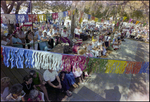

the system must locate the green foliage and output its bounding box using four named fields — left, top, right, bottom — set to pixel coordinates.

left=131, top=10, right=144, bottom=19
